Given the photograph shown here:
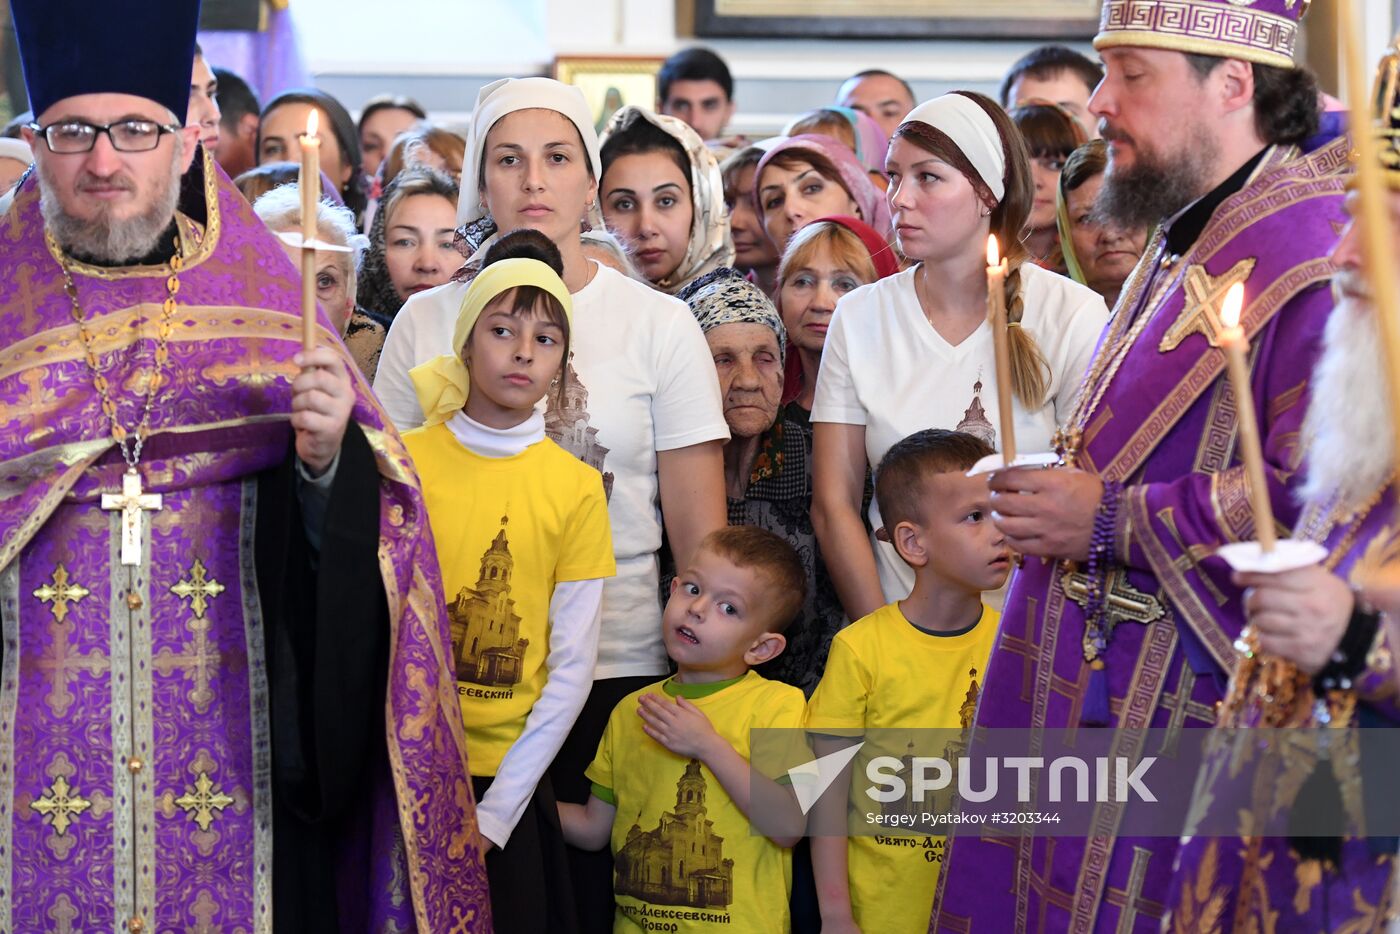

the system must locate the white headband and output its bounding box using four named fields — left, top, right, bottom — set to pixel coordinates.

left=457, top=77, right=604, bottom=225
left=900, top=94, right=1006, bottom=202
